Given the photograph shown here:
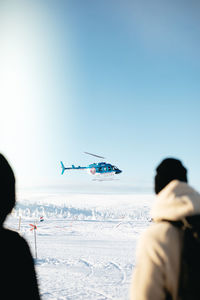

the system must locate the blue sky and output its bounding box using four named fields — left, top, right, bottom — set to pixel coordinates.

left=0, top=0, right=200, bottom=193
